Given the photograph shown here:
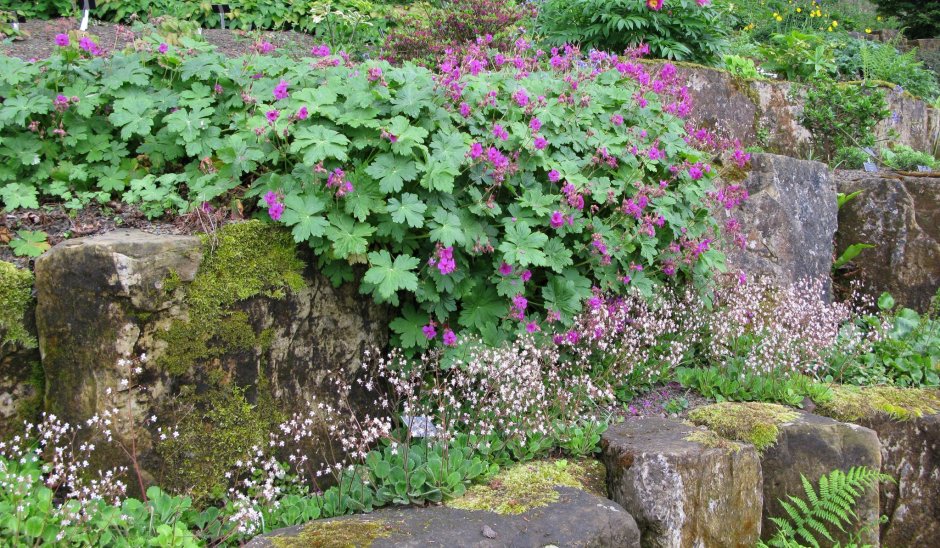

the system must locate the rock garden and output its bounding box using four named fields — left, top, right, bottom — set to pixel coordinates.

left=0, top=1, right=938, bottom=547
